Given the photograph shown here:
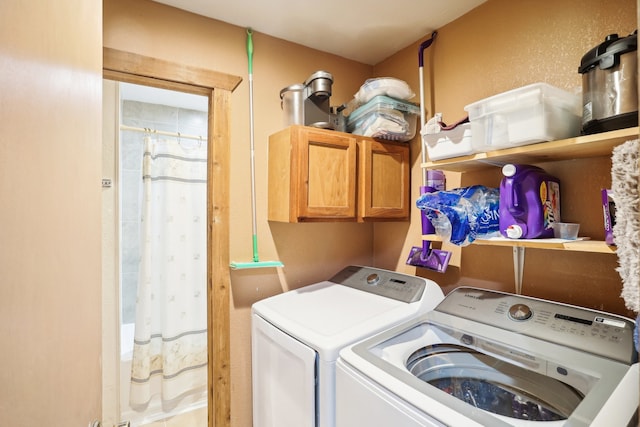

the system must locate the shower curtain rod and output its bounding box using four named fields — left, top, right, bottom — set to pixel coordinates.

left=120, top=124, right=205, bottom=142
